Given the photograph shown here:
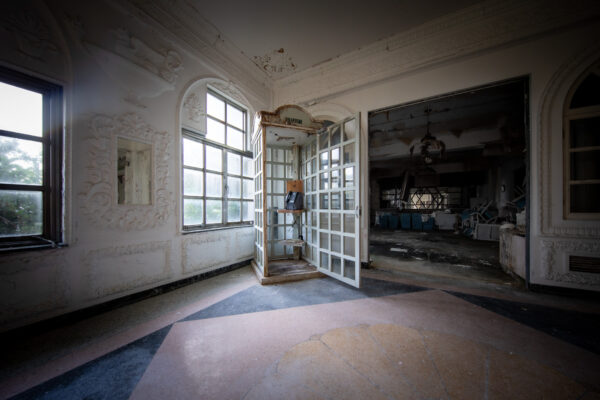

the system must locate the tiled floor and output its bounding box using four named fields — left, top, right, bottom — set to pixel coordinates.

left=1, top=265, right=599, bottom=399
